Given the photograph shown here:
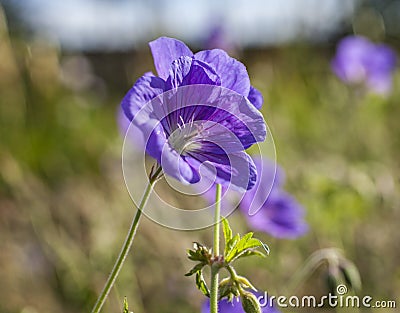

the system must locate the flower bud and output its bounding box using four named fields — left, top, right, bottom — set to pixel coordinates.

left=241, top=291, right=262, bottom=313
